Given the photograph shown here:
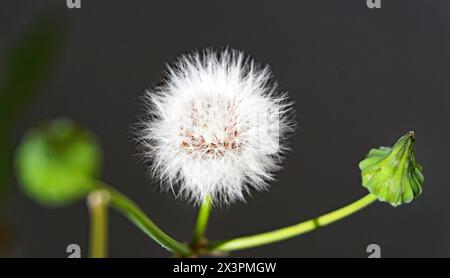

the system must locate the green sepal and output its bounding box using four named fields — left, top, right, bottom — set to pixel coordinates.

left=359, top=131, right=424, bottom=206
